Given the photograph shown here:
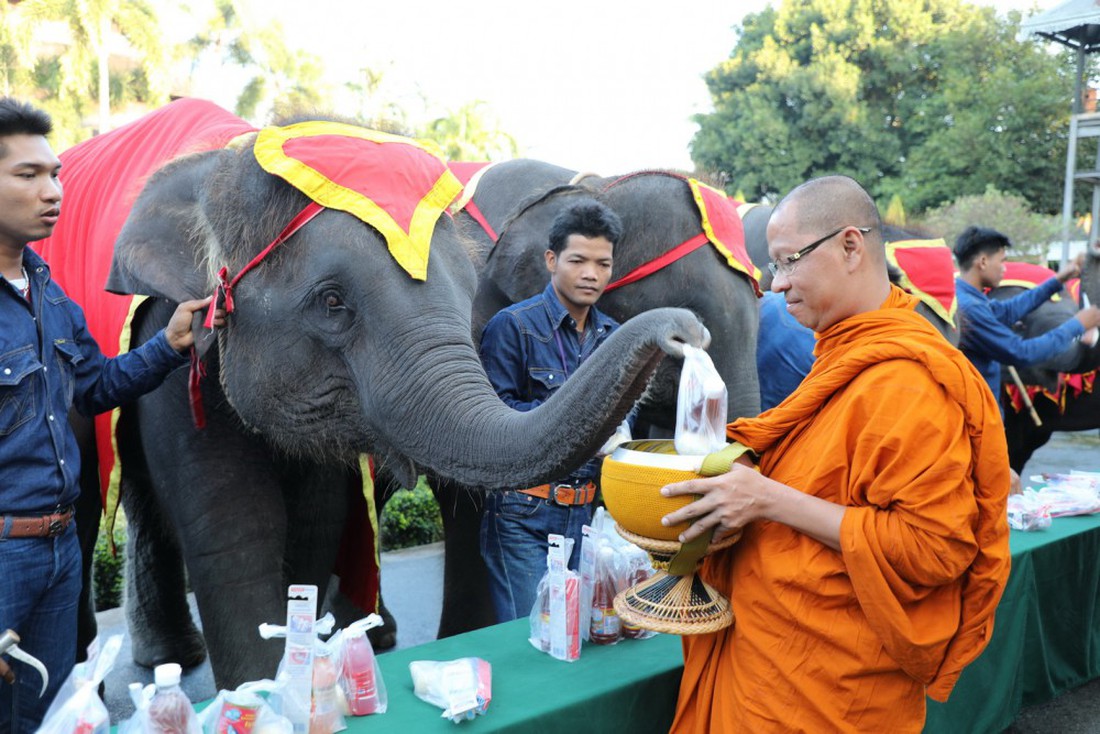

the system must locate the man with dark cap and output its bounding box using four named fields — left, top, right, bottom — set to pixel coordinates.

left=954, top=225, right=1100, bottom=401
